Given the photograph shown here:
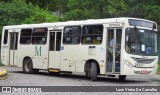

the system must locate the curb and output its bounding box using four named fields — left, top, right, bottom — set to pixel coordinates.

left=0, top=69, right=8, bottom=80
